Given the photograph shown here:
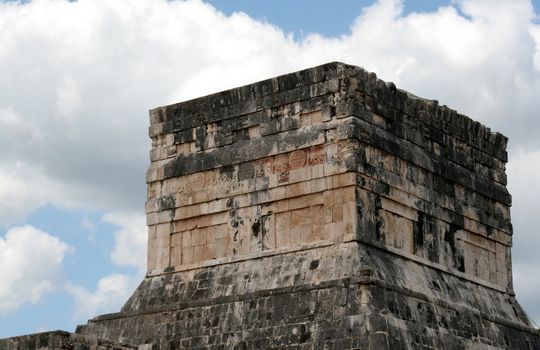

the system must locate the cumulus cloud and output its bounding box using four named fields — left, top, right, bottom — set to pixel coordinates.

left=67, top=273, right=138, bottom=322
left=507, top=149, right=540, bottom=263
left=103, top=212, right=147, bottom=273
left=506, top=149, right=540, bottom=324
left=513, top=262, right=540, bottom=326
left=0, top=225, right=70, bottom=313
left=0, top=164, right=51, bottom=225
left=1, top=0, right=539, bottom=326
